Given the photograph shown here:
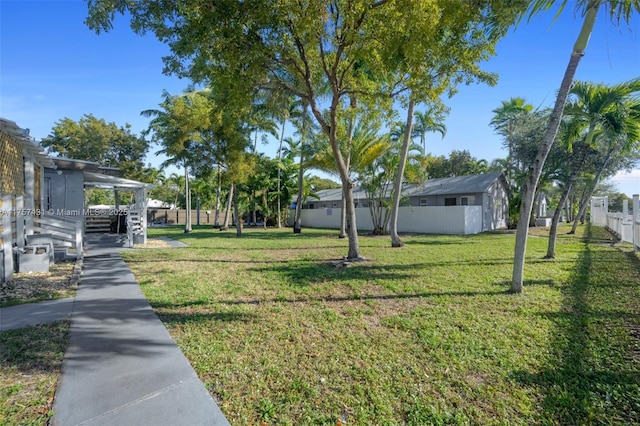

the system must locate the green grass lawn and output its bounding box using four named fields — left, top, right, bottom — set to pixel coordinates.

left=0, top=321, right=70, bottom=425
left=121, top=224, right=640, bottom=425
